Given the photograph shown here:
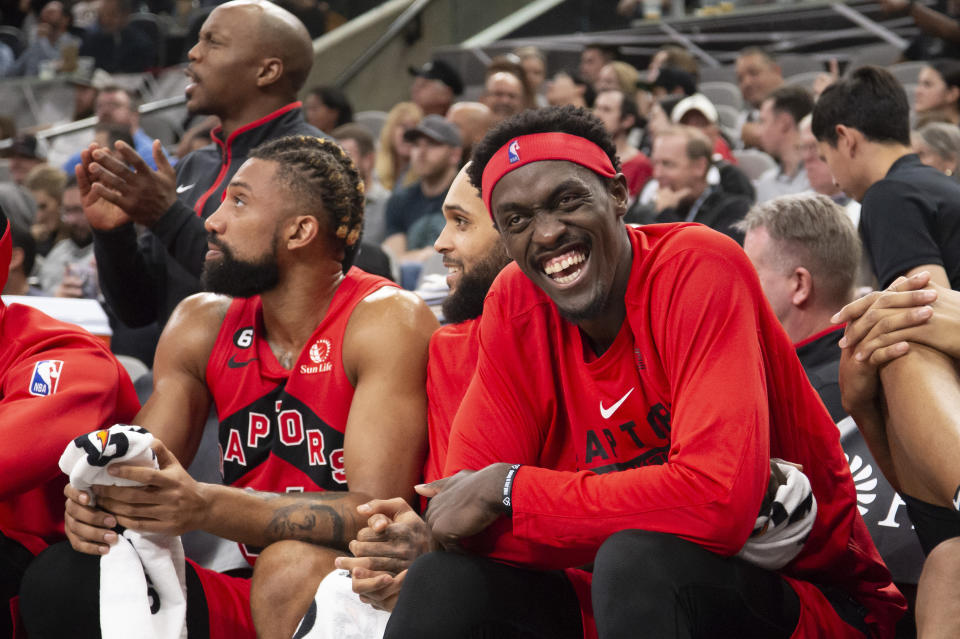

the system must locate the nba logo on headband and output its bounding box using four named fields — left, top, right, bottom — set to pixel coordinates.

left=508, top=139, right=520, bottom=164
